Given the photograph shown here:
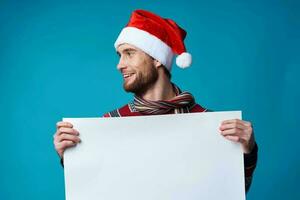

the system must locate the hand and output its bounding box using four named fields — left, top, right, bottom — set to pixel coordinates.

left=53, top=121, right=81, bottom=159
left=219, top=119, right=255, bottom=154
